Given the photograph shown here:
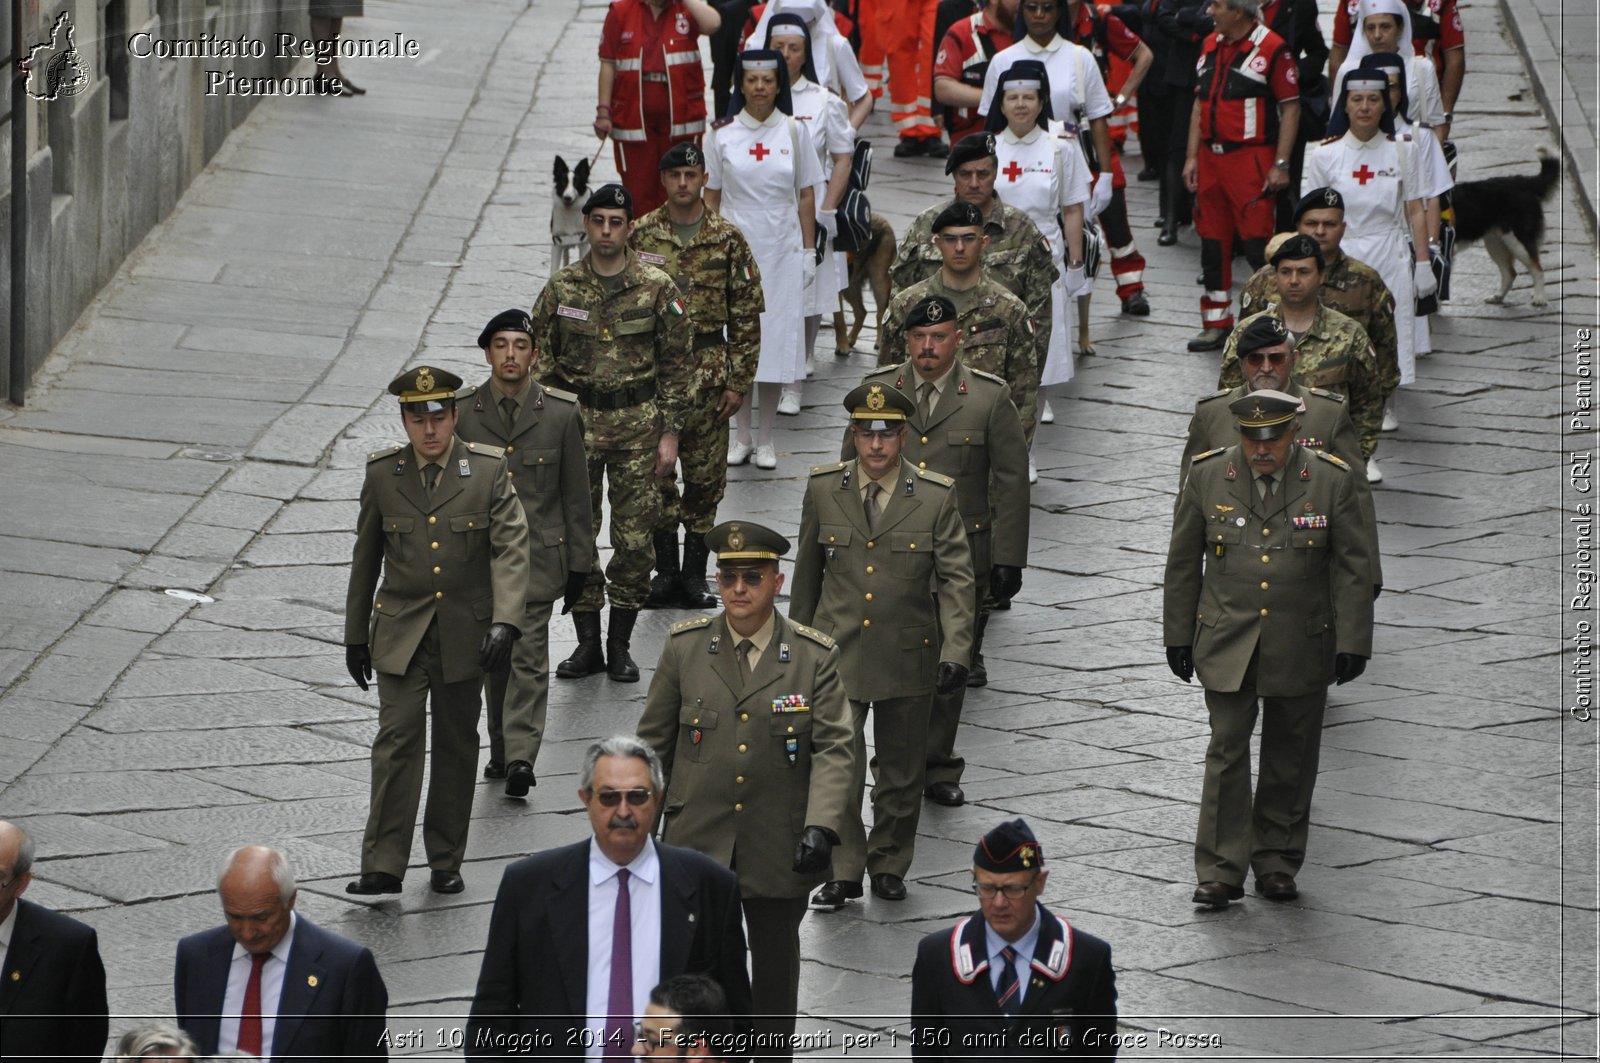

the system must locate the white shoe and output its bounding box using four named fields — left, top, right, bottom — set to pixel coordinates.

left=753, top=444, right=778, bottom=469
left=777, top=391, right=802, bottom=416
left=1366, top=457, right=1383, bottom=484
left=1040, top=398, right=1055, bottom=424
left=805, top=353, right=816, bottom=378
left=1028, top=457, right=1038, bottom=484
left=1381, top=406, right=1399, bottom=432
left=727, top=439, right=753, bottom=466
